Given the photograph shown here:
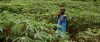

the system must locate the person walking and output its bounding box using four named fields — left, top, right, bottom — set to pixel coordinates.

left=57, top=5, right=67, bottom=33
